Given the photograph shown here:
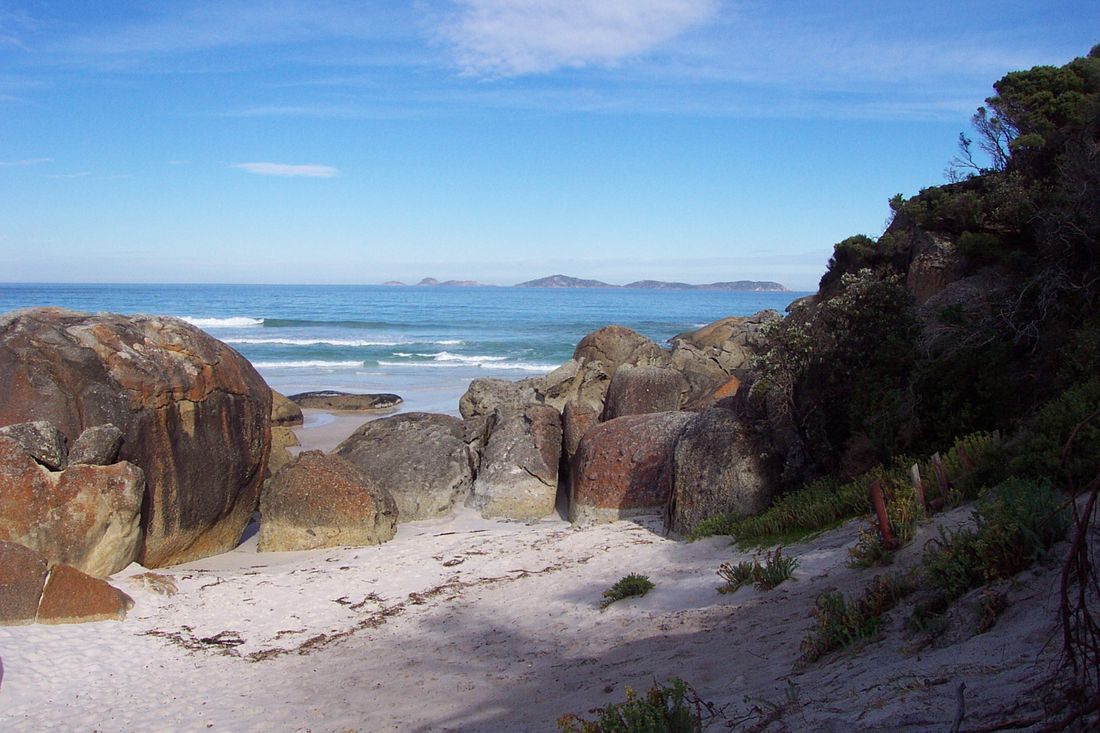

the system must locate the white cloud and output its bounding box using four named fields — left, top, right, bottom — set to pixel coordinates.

left=232, top=162, right=339, bottom=178
left=442, top=0, right=719, bottom=76
left=0, top=157, right=52, bottom=166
